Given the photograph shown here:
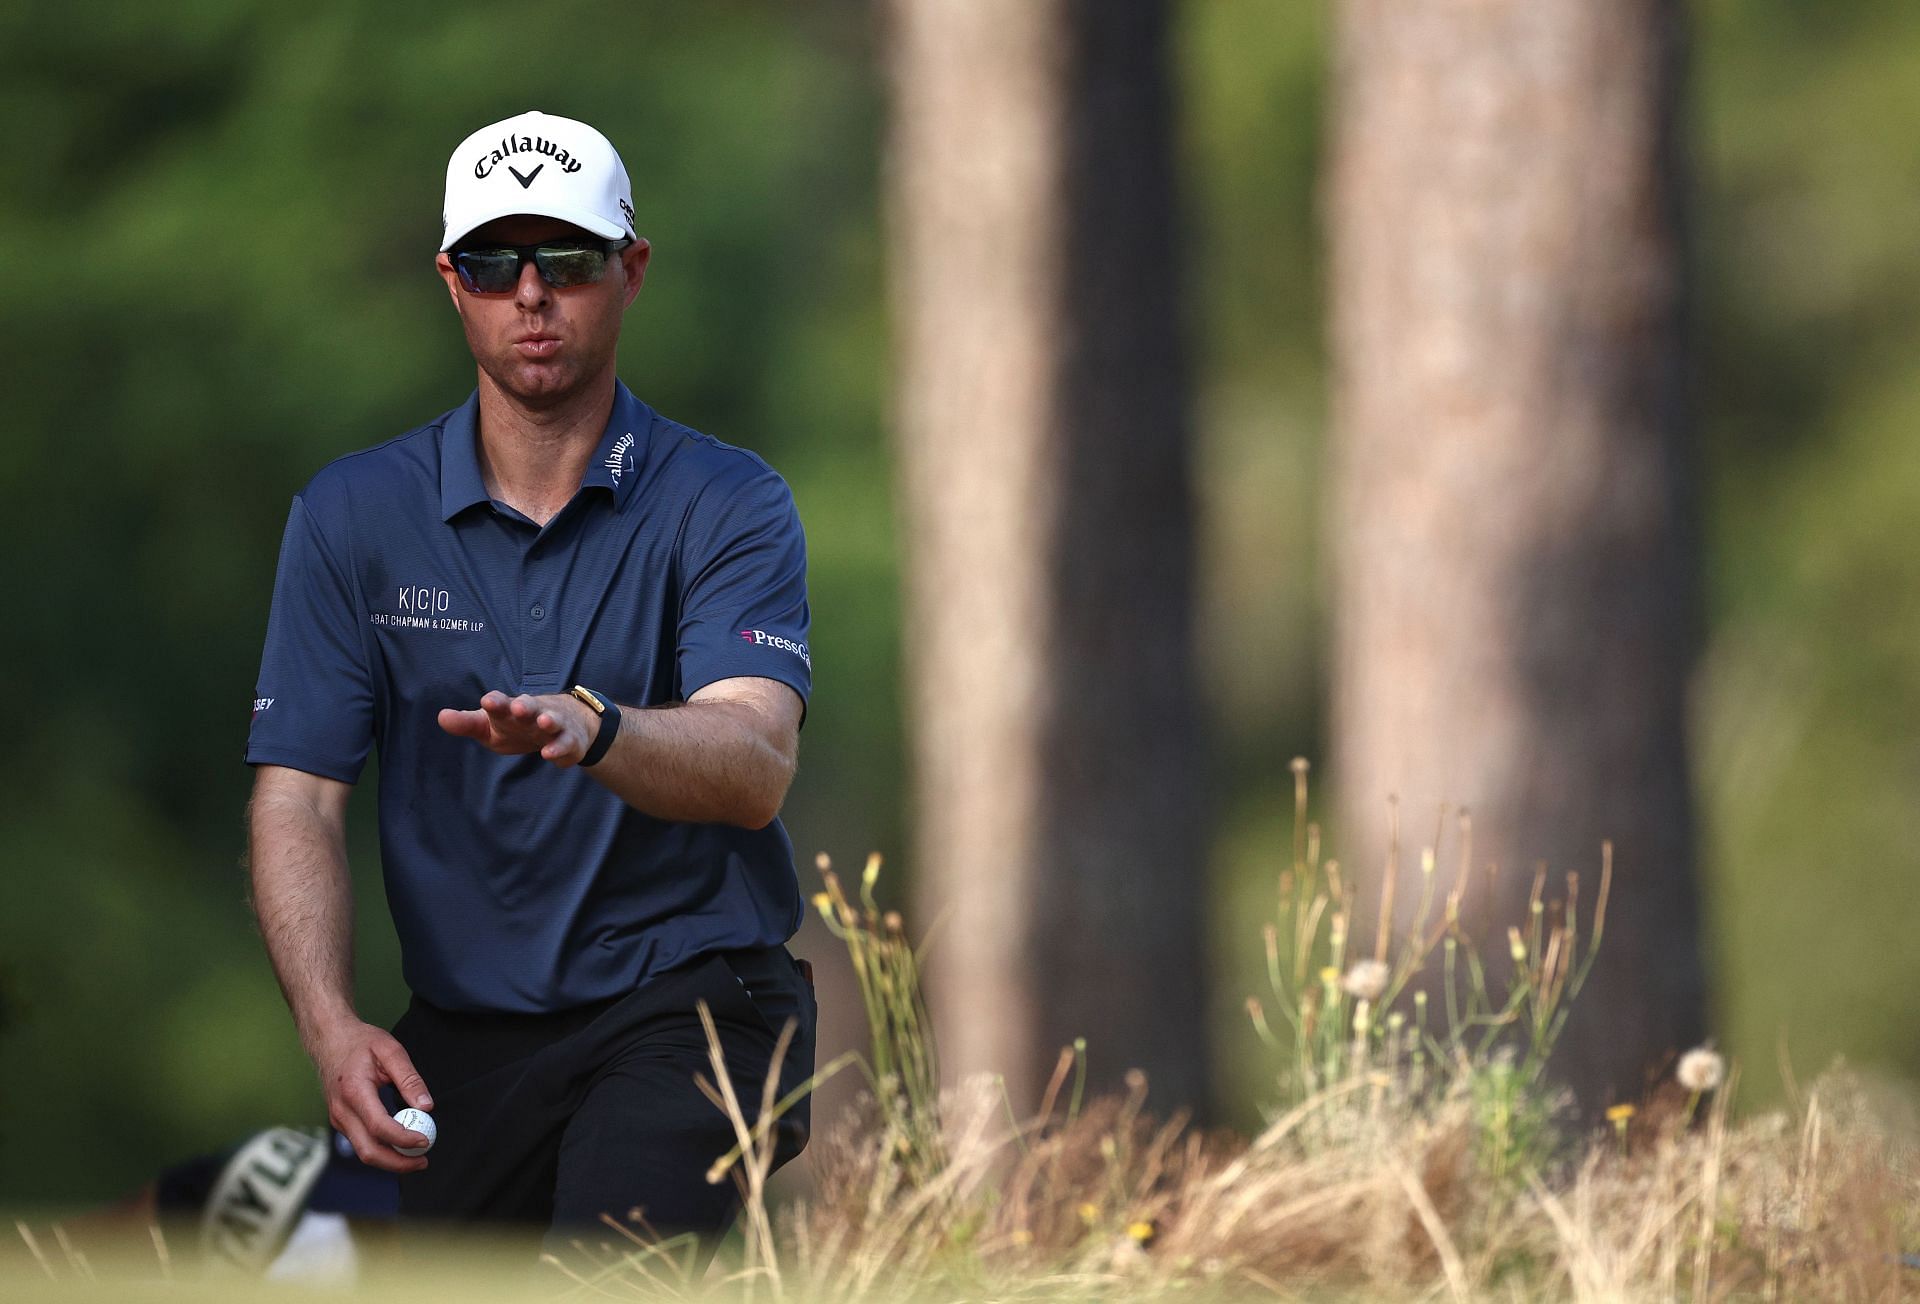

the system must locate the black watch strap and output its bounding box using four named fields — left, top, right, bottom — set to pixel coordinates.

left=569, top=686, right=622, bottom=768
